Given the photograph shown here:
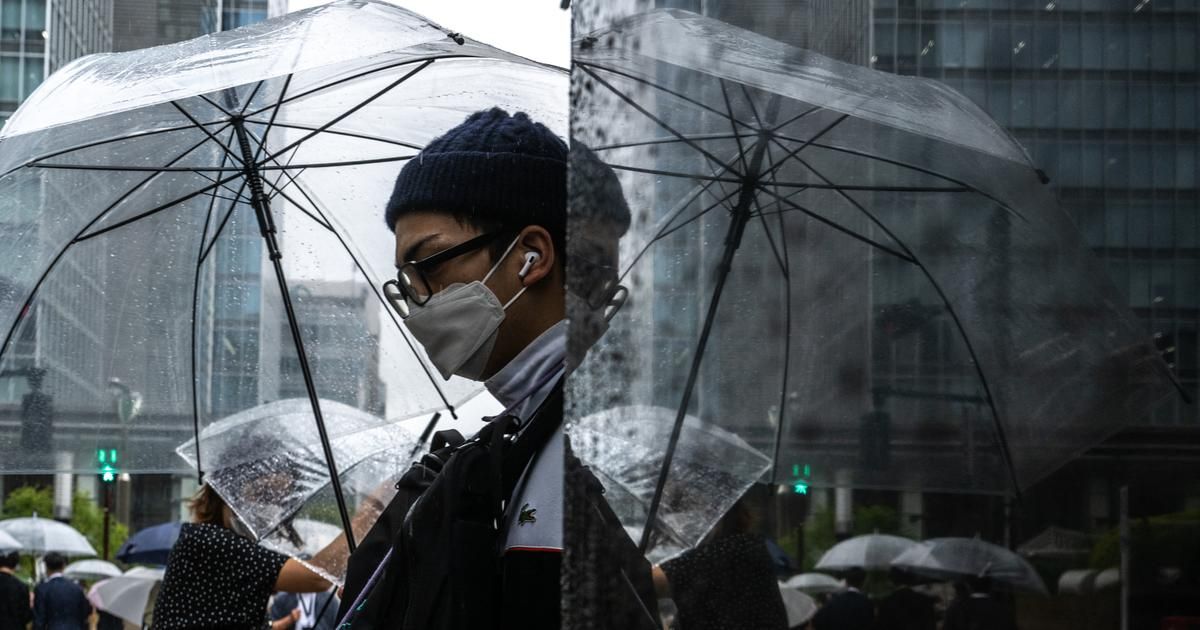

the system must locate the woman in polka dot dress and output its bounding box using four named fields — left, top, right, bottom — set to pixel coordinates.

left=150, top=484, right=367, bottom=630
